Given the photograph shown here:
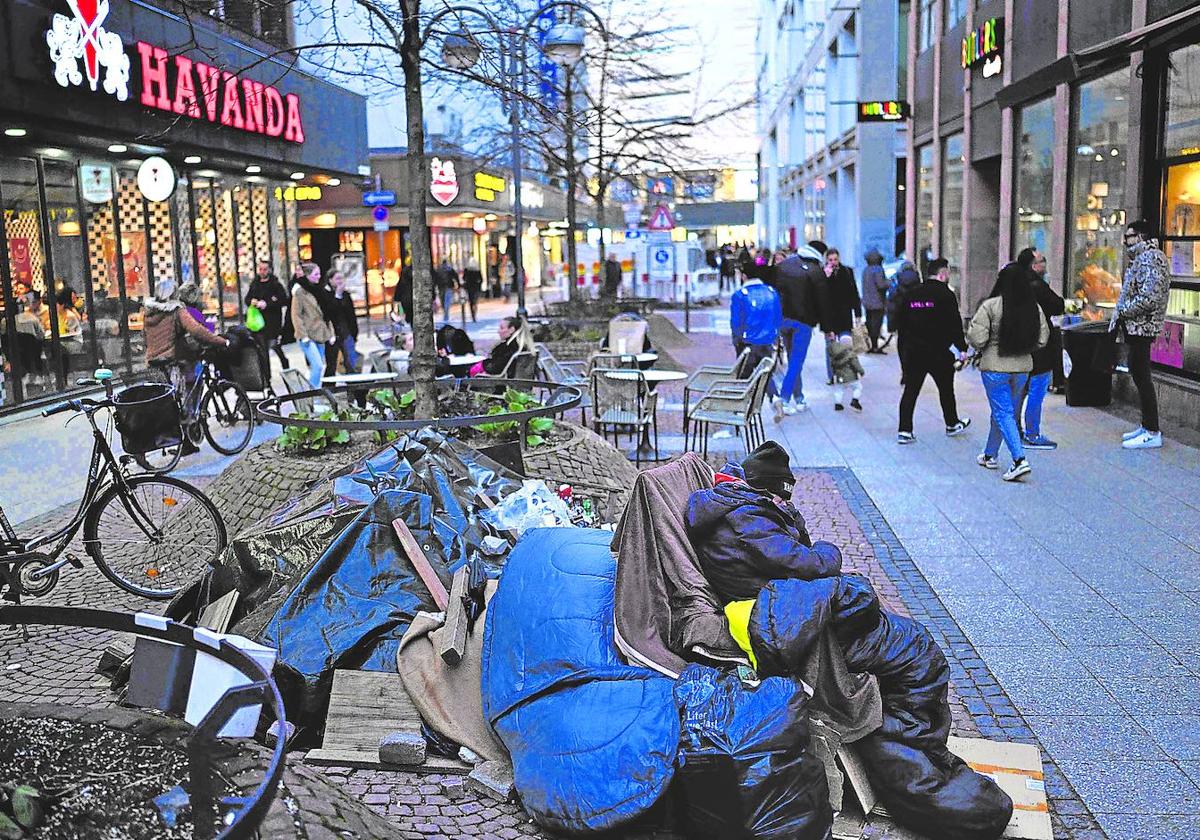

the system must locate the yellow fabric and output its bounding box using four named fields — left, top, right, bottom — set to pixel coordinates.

left=723, top=600, right=758, bottom=670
